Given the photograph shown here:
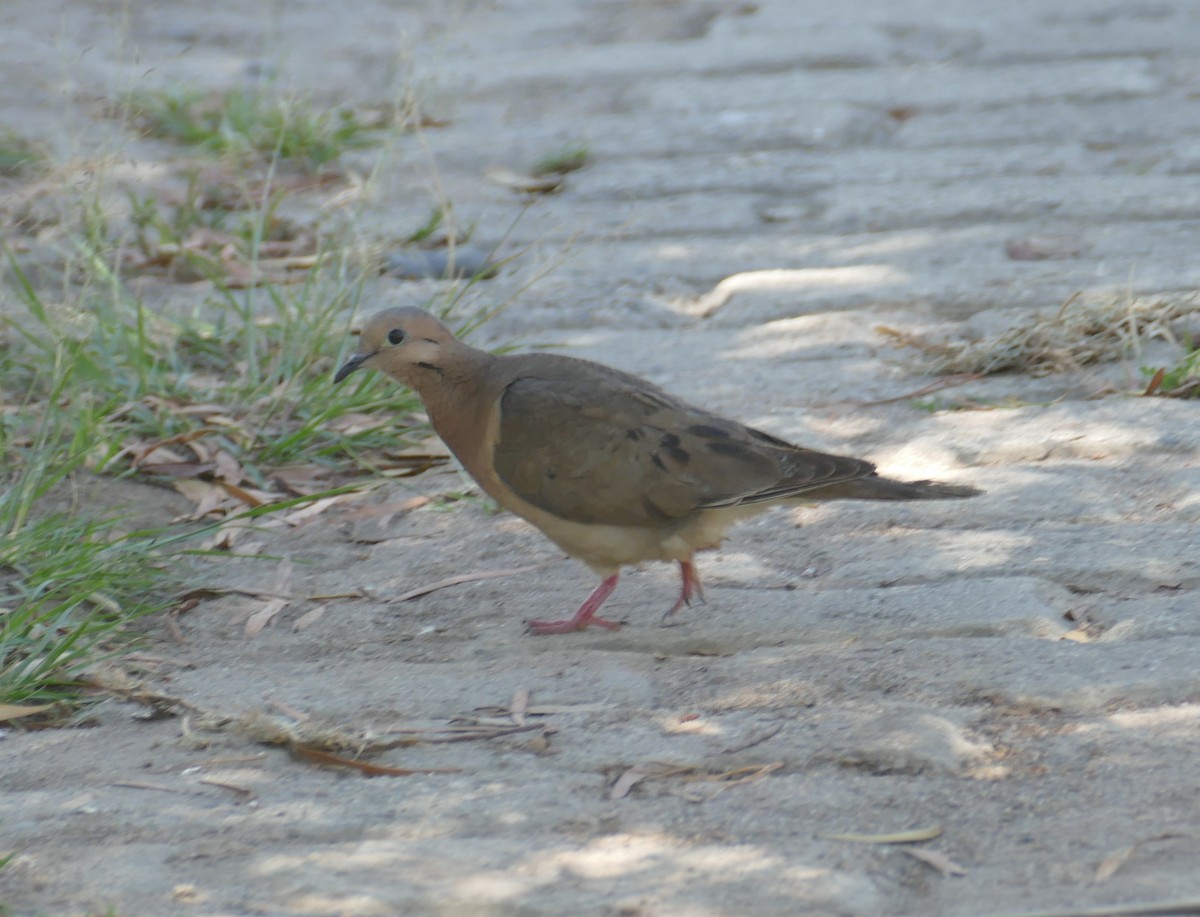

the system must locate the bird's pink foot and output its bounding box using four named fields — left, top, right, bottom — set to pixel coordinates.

left=527, top=574, right=622, bottom=635
left=664, top=559, right=706, bottom=618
